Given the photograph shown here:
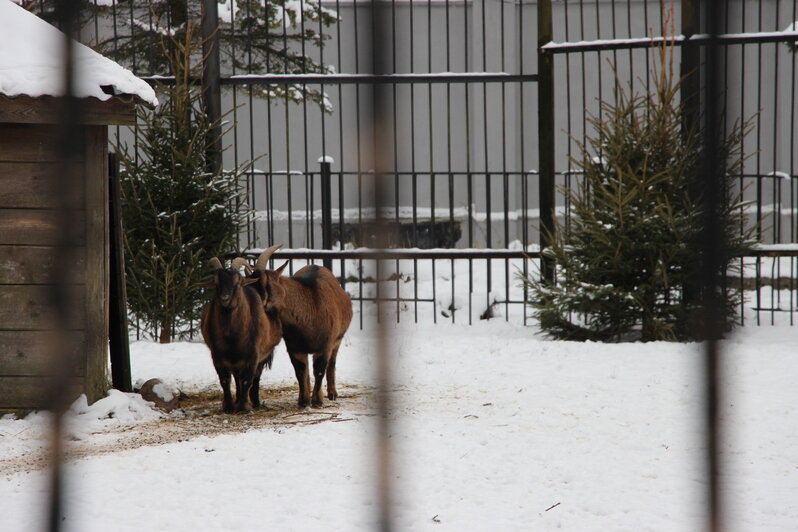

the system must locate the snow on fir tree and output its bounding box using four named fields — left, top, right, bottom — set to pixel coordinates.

left=525, top=44, right=754, bottom=342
